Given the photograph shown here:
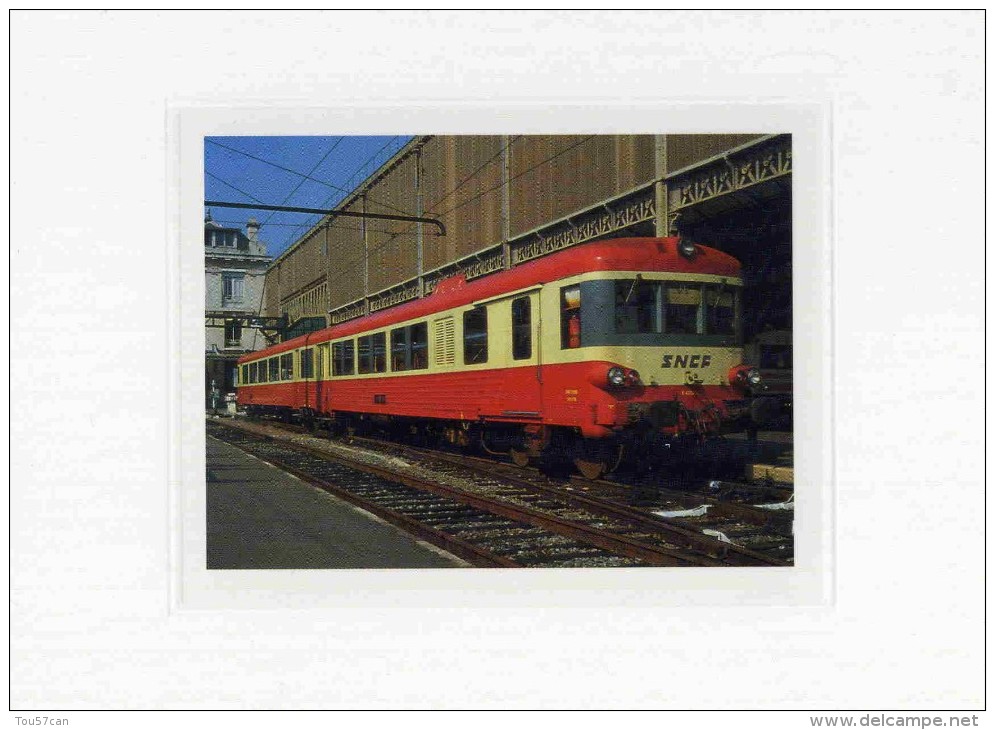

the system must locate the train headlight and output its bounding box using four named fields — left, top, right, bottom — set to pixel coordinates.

left=607, top=366, right=627, bottom=387
left=677, top=238, right=697, bottom=259
left=625, top=369, right=641, bottom=387
left=729, top=365, right=762, bottom=390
